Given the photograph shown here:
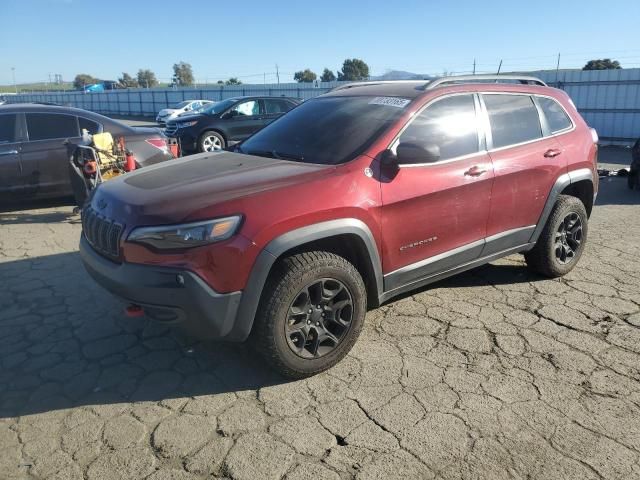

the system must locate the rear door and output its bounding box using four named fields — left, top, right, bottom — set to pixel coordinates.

left=0, top=113, right=25, bottom=200
left=225, top=99, right=265, bottom=141
left=481, top=93, right=567, bottom=254
left=21, top=112, right=80, bottom=198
